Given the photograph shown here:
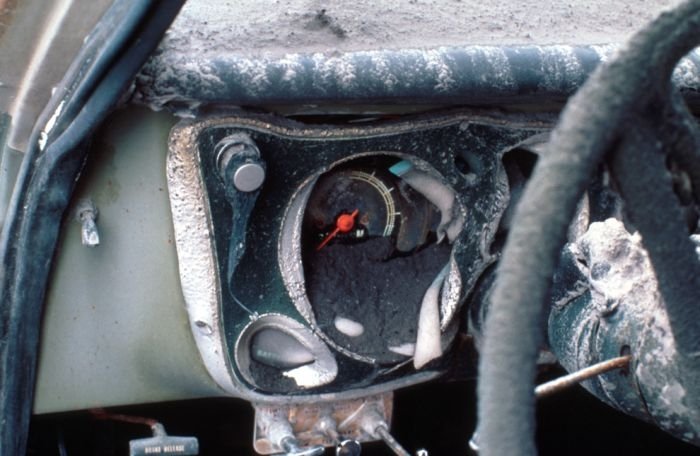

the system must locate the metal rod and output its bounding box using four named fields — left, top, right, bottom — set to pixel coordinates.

left=375, top=425, right=410, bottom=456
left=57, top=426, right=68, bottom=456
left=535, top=355, right=632, bottom=399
